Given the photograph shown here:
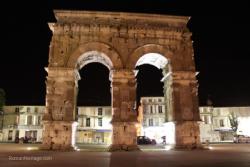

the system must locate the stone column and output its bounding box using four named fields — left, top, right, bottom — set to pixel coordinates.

left=171, top=71, right=202, bottom=149
left=109, top=69, right=140, bottom=151
left=41, top=67, right=79, bottom=150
